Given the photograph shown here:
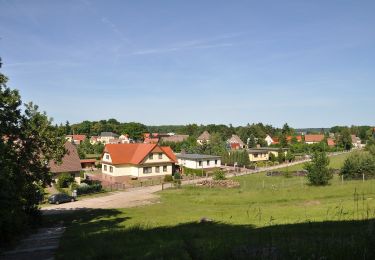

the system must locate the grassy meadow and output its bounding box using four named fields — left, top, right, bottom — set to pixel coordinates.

left=48, top=152, right=375, bottom=259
